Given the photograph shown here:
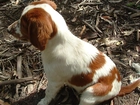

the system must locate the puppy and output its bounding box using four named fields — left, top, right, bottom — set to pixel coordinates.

left=7, top=0, right=140, bottom=105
